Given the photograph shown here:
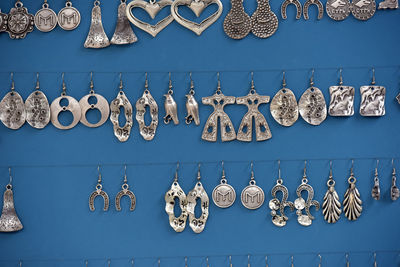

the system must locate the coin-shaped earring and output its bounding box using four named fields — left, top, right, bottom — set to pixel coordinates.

left=212, top=161, right=236, bottom=208
left=241, top=162, right=265, bottom=210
